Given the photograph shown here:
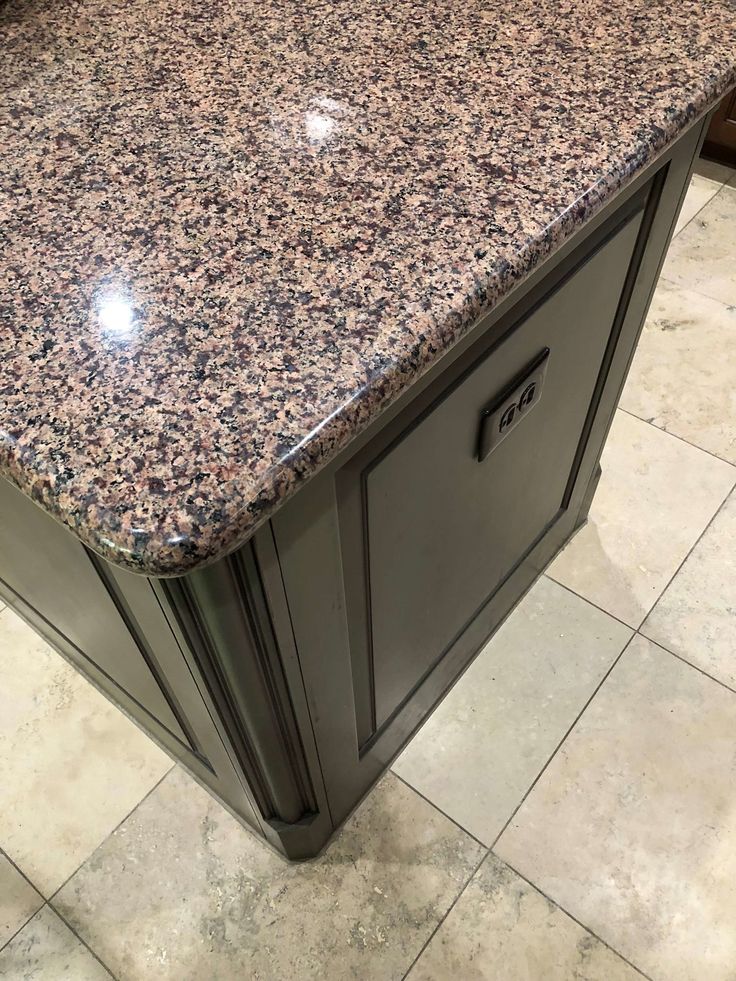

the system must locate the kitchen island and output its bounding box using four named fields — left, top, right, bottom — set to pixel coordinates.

left=2, top=0, right=735, bottom=858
